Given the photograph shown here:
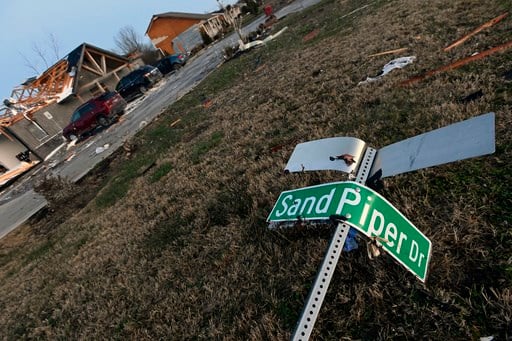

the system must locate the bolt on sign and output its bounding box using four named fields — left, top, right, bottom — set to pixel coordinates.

left=267, top=181, right=432, bottom=282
